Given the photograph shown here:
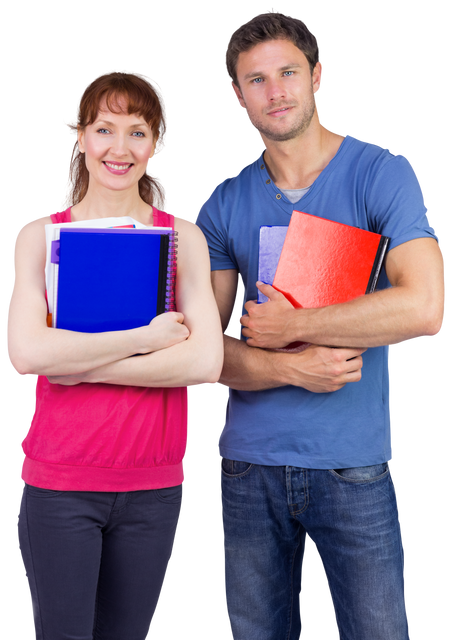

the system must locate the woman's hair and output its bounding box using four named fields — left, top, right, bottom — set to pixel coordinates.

left=223, top=5, right=323, bottom=86
left=69, top=72, right=166, bottom=207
